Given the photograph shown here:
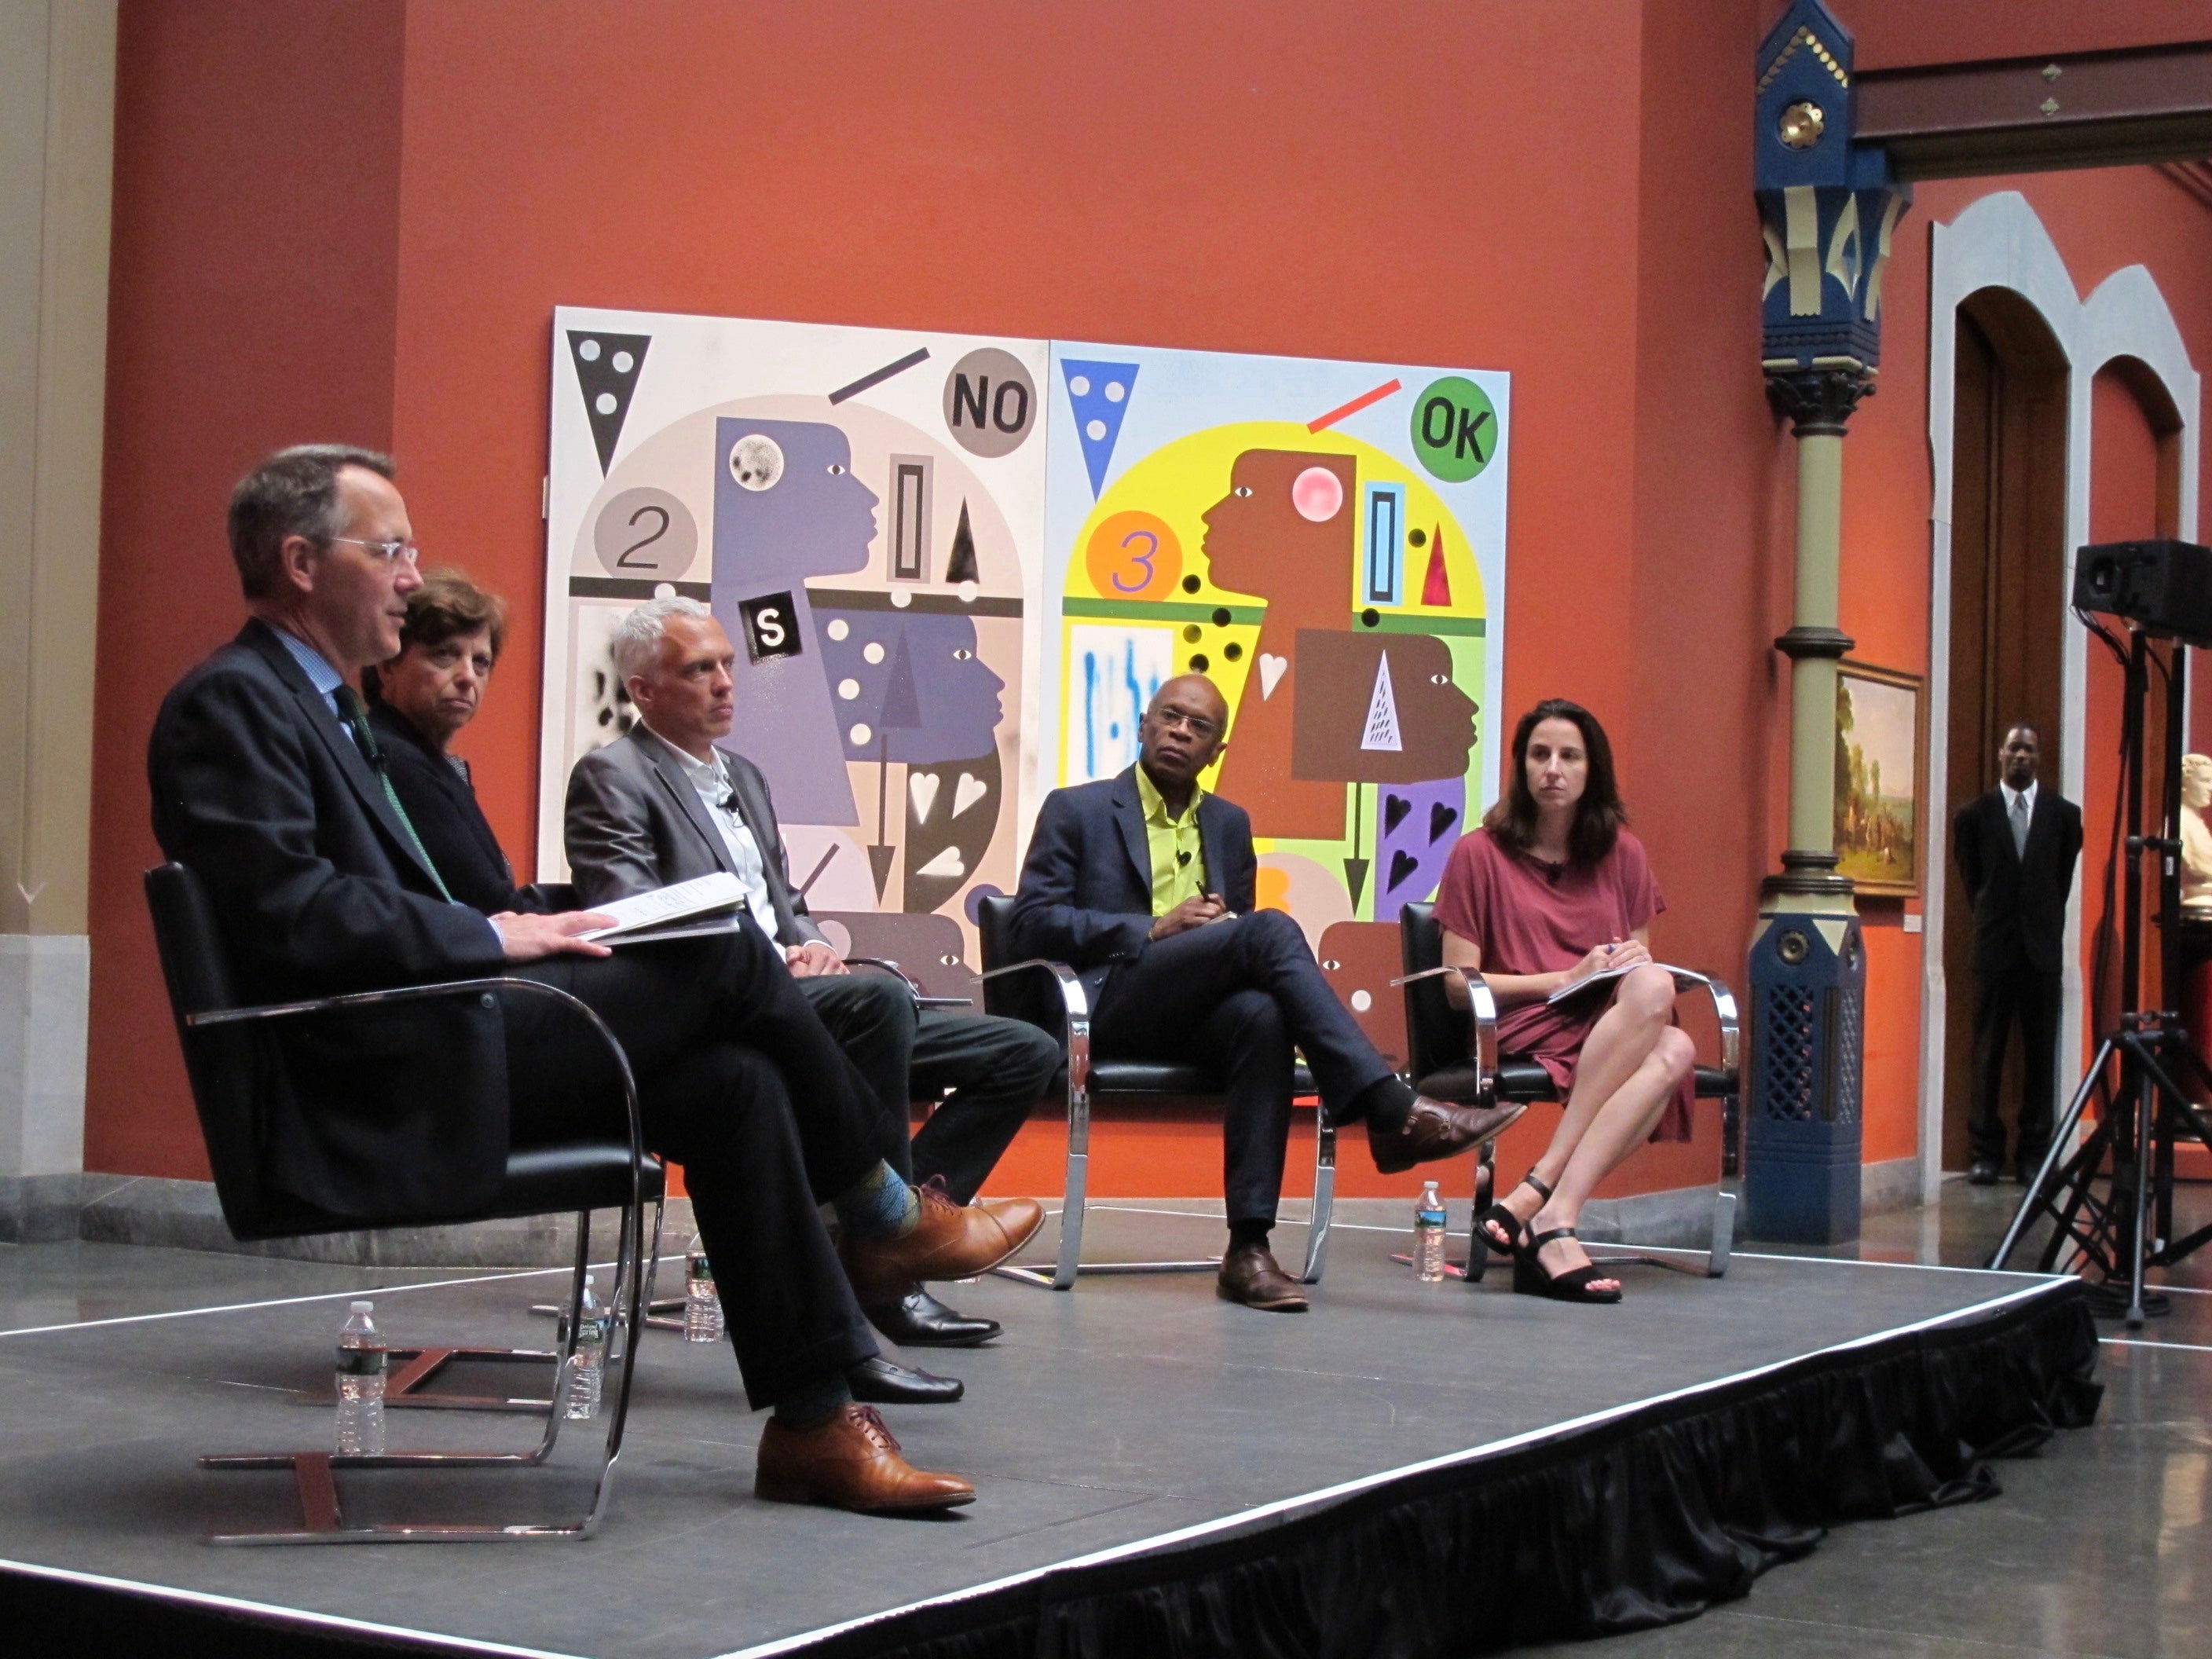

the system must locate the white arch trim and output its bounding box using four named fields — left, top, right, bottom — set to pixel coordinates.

left=1920, top=190, right=2201, bottom=1203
